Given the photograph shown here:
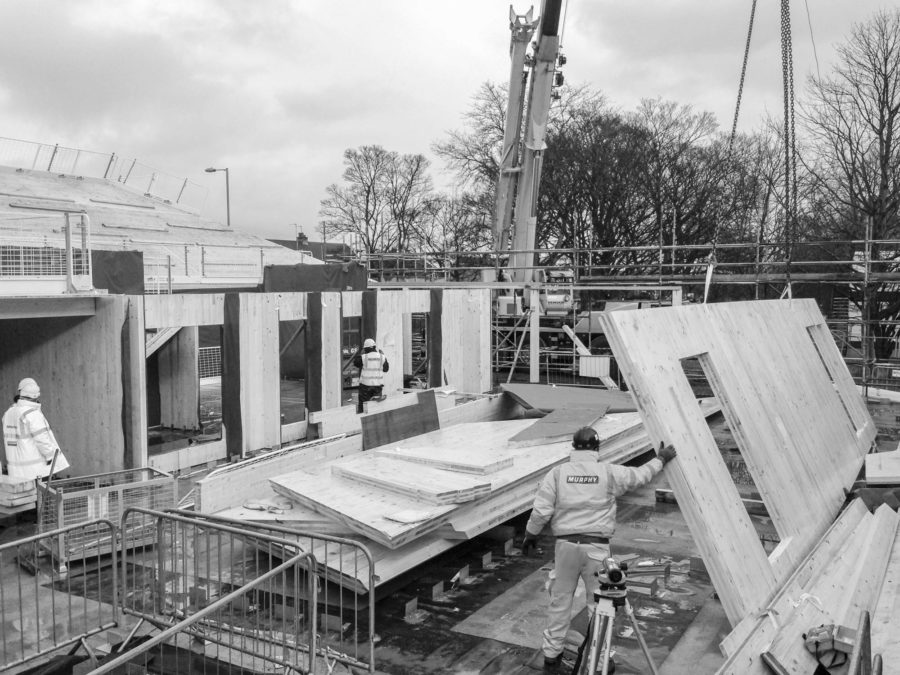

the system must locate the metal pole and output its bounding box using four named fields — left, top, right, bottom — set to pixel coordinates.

left=64, top=213, right=73, bottom=291
left=176, top=178, right=187, bottom=204
left=103, top=152, right=115, bottom=179
left=224, top=168, right=231, bottom=229
left=47, top=144, right=58, bottom=172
